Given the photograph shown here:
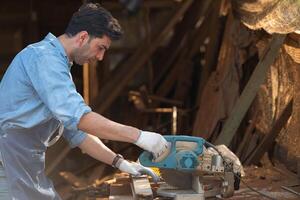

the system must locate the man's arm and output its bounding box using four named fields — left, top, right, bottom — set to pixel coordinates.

left=78, top=133, right=115, bottom=165
left=78, top=111, right=140, bottom=143
left=78, top=111, right=168, bottom=159
left=79, top=134, right=152, bottom=176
